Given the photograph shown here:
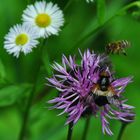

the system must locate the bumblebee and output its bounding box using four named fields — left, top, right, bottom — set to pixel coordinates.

left=105, top=40, right=130, bottom=56
left=92, top=71, right=120, bottom=107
